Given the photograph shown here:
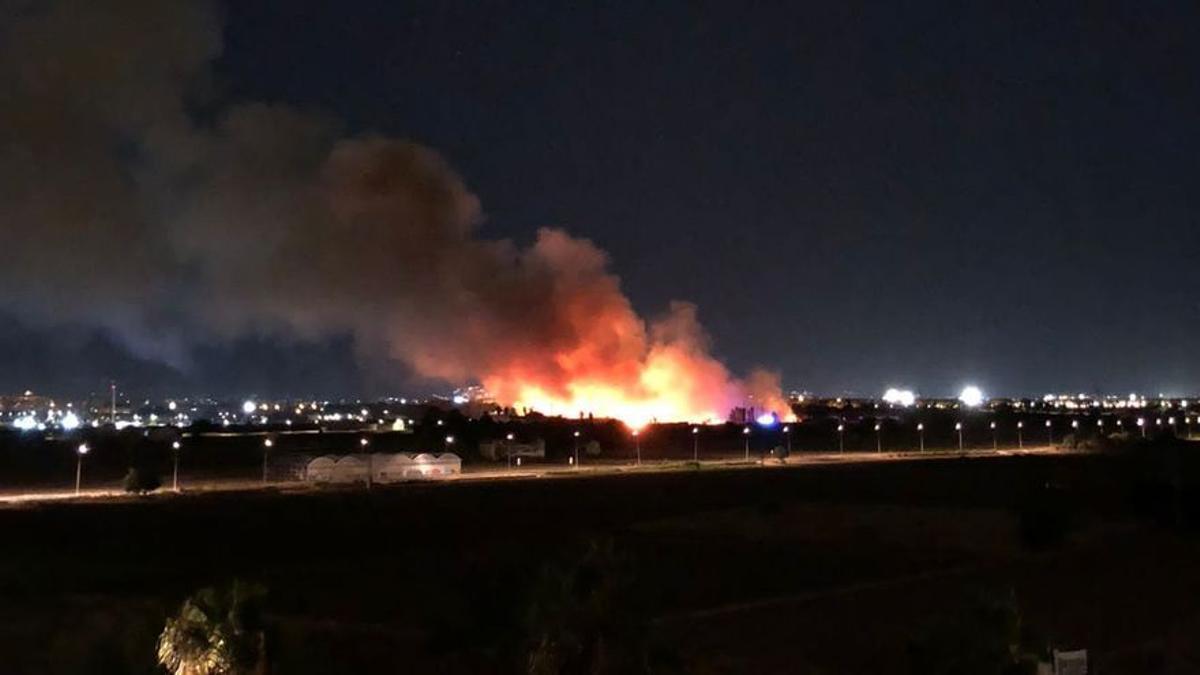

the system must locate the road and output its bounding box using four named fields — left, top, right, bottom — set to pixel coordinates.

left=0, top=444, right=1069, bottom=506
